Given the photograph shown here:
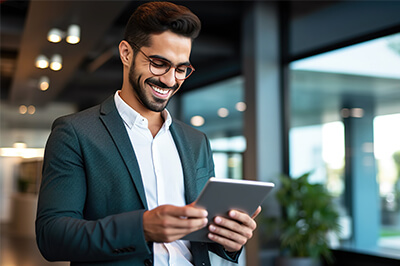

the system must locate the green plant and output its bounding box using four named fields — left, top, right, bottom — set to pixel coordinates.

left=273, top=172, right=341, bottom=263
left=393, top=151, right=400, bottom=209
left=393, top=151, right=400, bottom=175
